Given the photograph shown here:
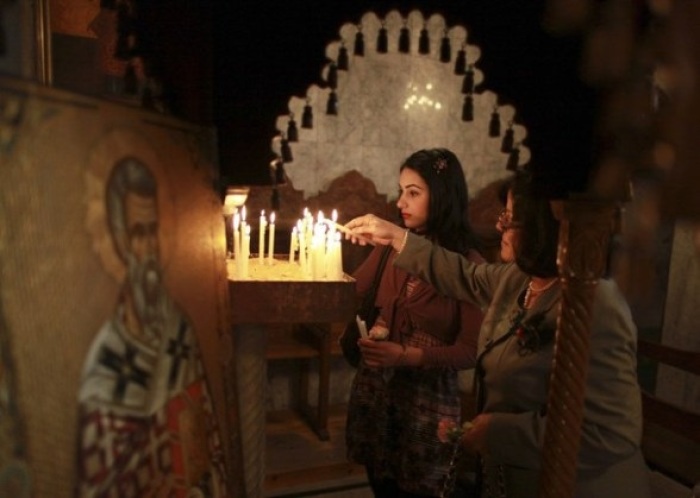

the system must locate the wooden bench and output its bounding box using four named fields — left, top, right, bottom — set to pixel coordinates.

left=637, top=338, right=700, bottom=492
